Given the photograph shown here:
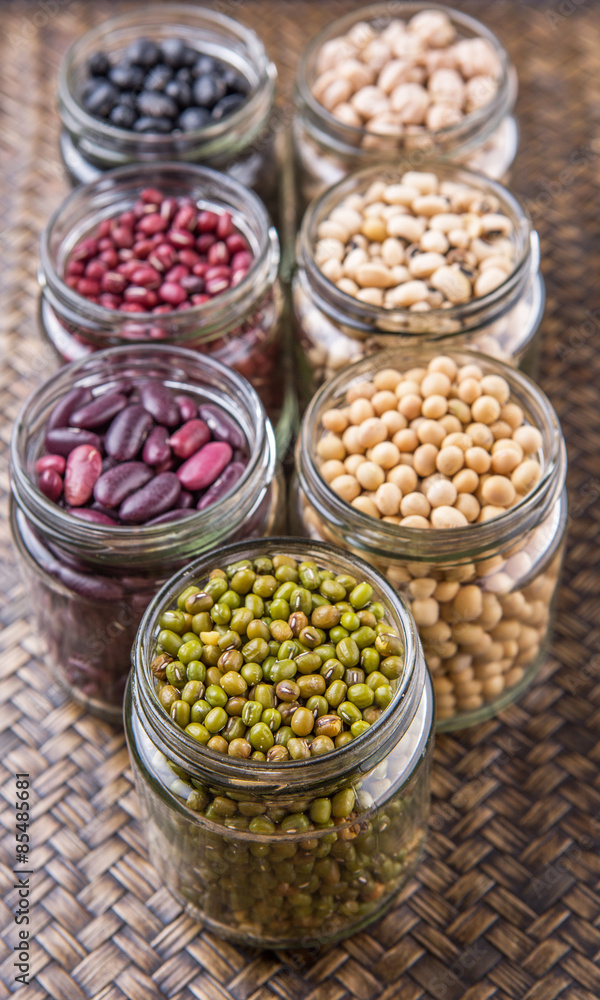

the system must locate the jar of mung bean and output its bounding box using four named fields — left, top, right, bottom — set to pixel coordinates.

left=126, top=538, right=433, bottom=948
left=293, top=163, right=543, bottom=403
left=38, top=162, right=295, bottom=456
left=294, top=3, right=518, bottom=207
left=9, top=345, right=282, bottom=722
left=292, top=350, right=567, bottom=731
left=57, top=5, right=278, bottom=211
